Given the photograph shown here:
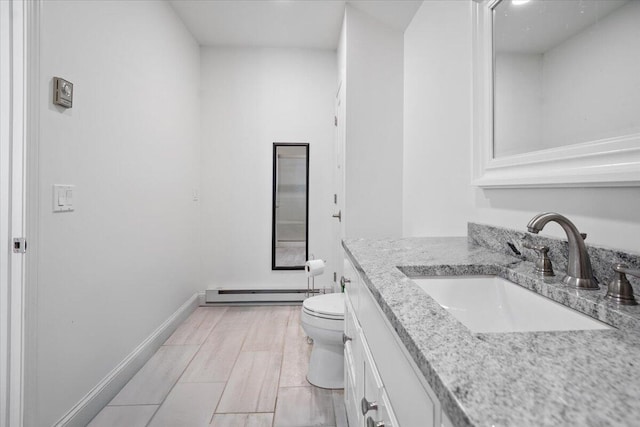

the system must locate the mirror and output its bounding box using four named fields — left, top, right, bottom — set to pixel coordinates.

left=472, top=0, right=640, bottom=187
left=272, top=143, right=309, bottom=270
